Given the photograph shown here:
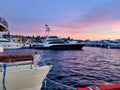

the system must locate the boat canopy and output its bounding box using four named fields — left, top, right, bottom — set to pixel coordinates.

left=0, top=17, right=8, bottom=32
left=0, top=23, right=8, bottom=31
